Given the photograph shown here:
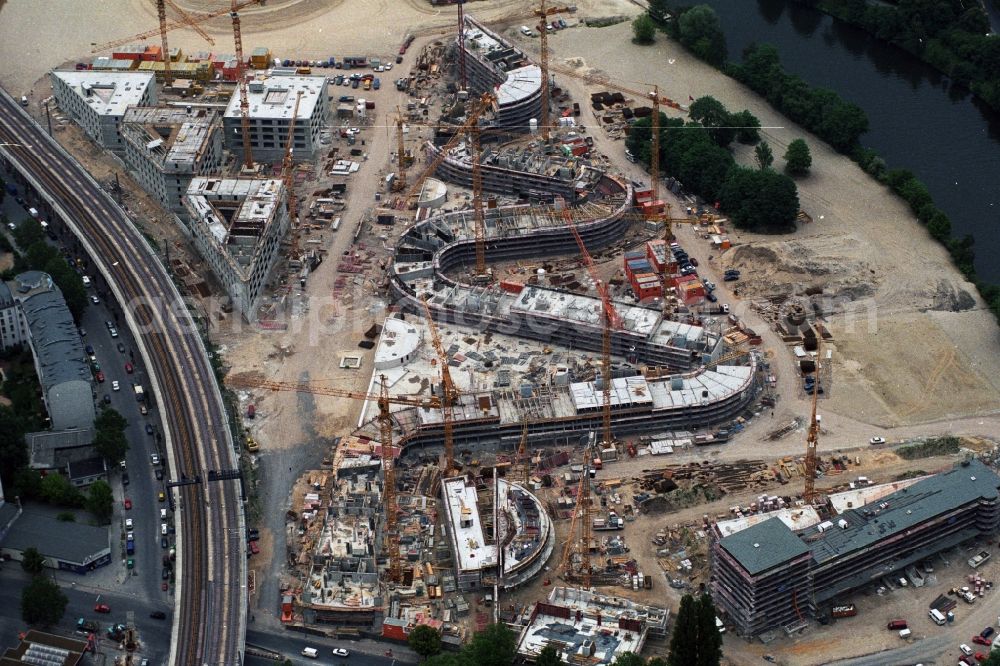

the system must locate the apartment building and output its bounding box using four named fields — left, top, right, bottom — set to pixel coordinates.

left=121, top=106, right=224, bottom=215
left=222, top=75, right=329, bottom=164
left=49, top=71, right=157, bottom=154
